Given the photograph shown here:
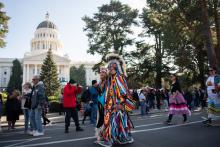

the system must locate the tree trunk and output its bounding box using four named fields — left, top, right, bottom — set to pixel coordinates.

left=195, top=44, right=206, bottom=89
left=155, top=33, right=162, bottom=89
left=213, top=0, right=220, bottom=69
left=199, top=0, right=217, bottom=67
